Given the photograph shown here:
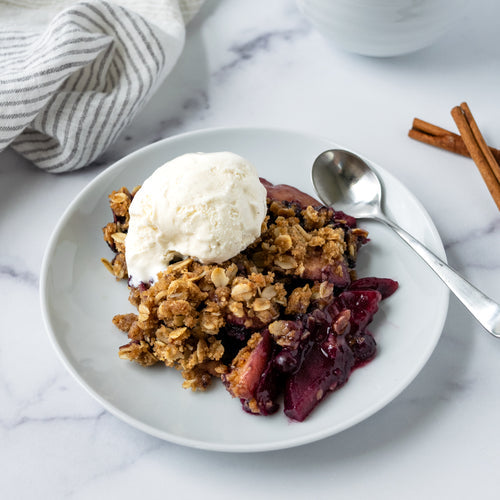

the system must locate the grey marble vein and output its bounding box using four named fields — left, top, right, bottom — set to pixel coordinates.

left=61, top=435, right=164, bottom=499
left=0, top=263, right=38, bottom=287
left=182, top=89, right=209, bottom=112
left=443, top=217, right=500, bottom=269
left=444, top=217, right=500, bottom=249
left=0, top=410, right=108, bottom=431
left=213, top=24, right=311, bottom=82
